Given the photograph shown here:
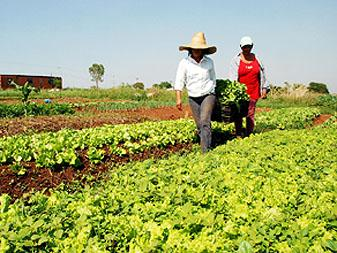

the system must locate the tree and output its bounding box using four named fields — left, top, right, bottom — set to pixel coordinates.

left=133, top=82, right=145, bottom=90
left=152, top=81, right=173, bottom=89
left=53, top=78, right=62, bottom=89
left=159, top=81, right=173, bottom=89
left=308, top=82, right=329, bottom=94
left=89, top=63, right=105, bottom=88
